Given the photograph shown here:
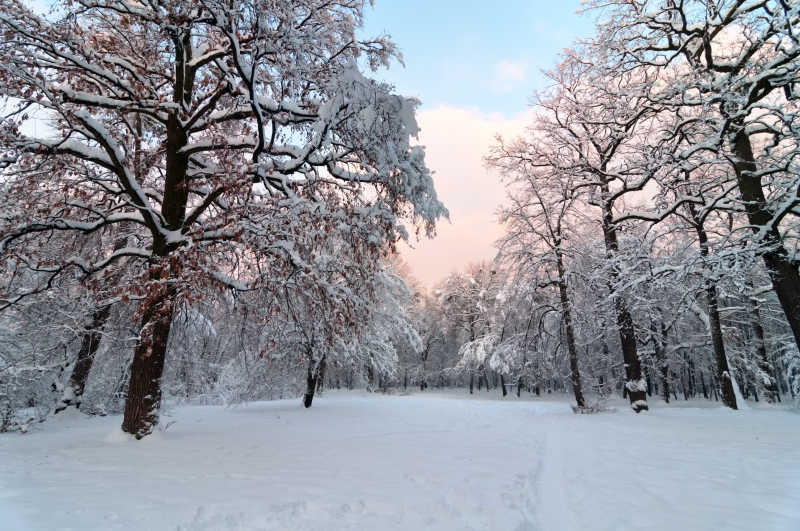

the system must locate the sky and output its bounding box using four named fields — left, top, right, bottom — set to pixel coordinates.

left=357, top=1, right=596, bottom=288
